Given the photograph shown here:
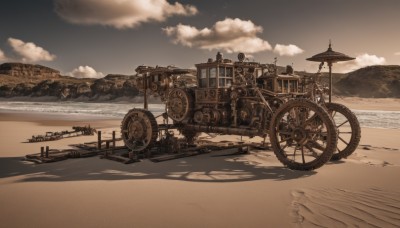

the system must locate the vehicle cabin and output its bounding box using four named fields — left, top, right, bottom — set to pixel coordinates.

left=257, top=65, right=301, bottom=94
left=194, top=52, right=234, bottom=104
left=195, top=52, right=234, bottom=89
